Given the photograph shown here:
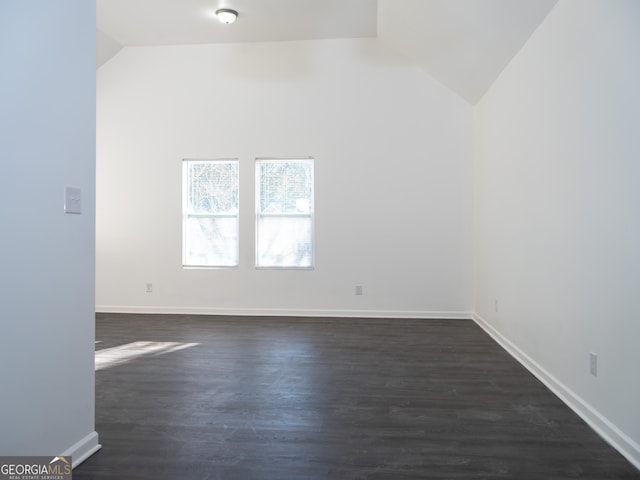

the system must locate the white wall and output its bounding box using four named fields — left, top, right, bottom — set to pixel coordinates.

left=473, top=0, right=640, bottom=467
left=96, top=38, right=473, bottom=318
left=0, top=0, right=99, bottom=465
